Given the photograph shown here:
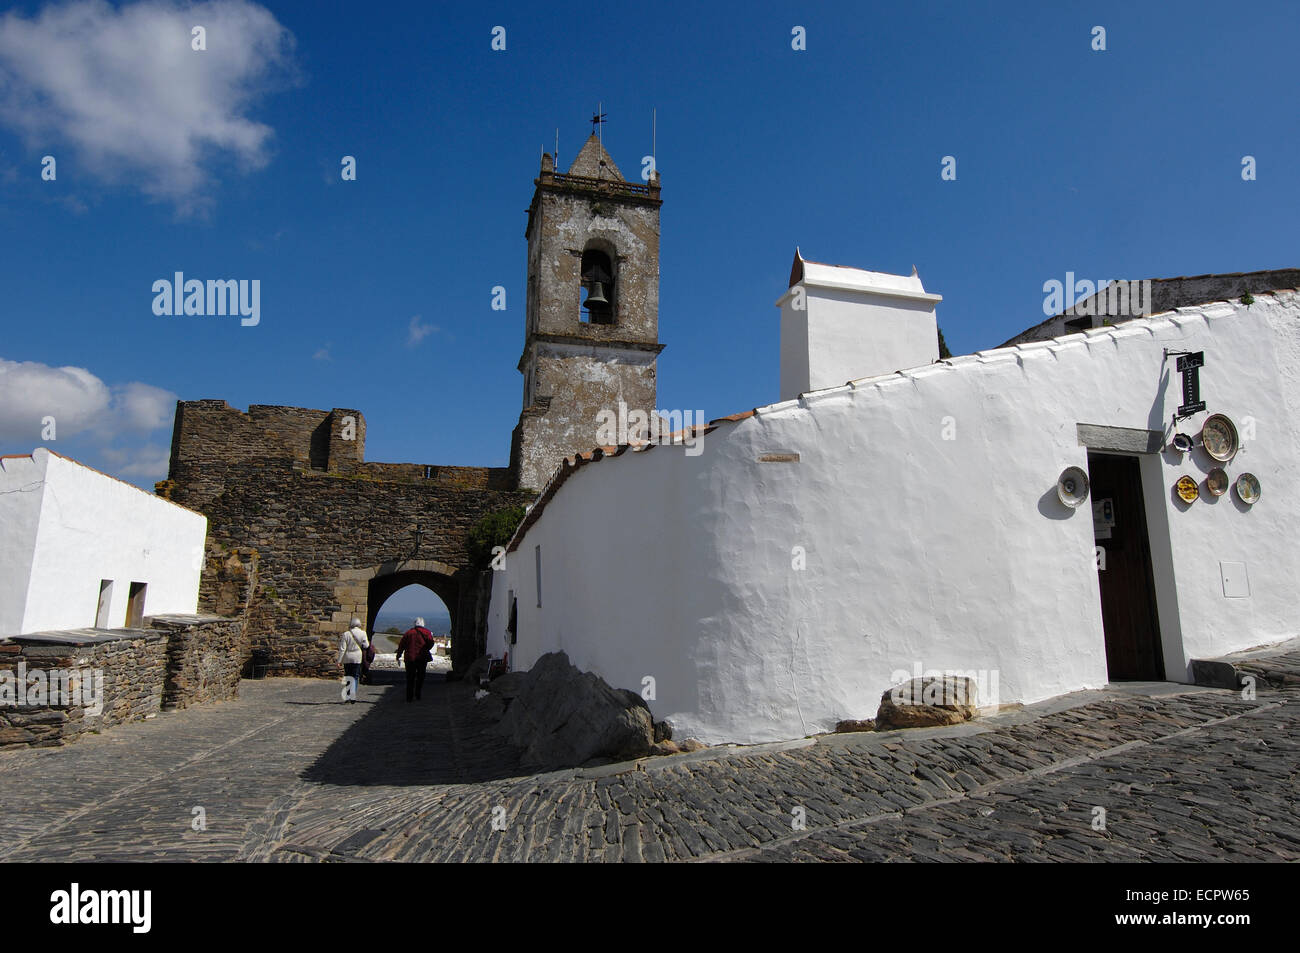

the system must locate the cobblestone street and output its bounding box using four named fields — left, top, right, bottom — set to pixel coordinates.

left=2, top=650, right=1298, bottom=863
